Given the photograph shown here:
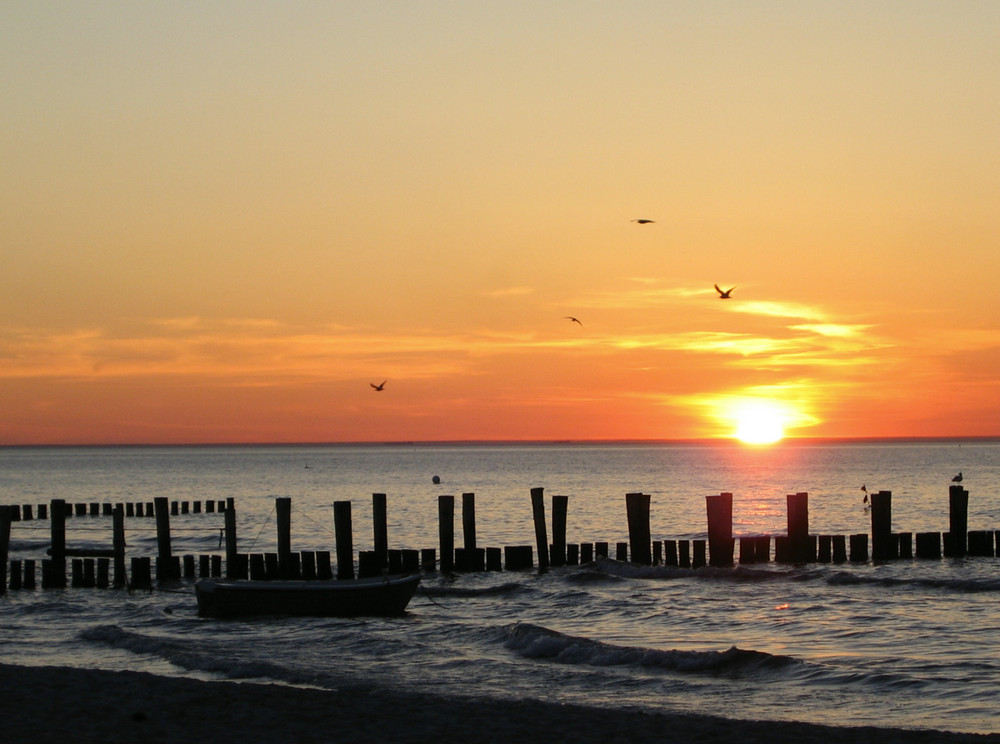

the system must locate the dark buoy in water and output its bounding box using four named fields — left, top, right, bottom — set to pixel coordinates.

left=432, top=475, right=441, bottom=485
